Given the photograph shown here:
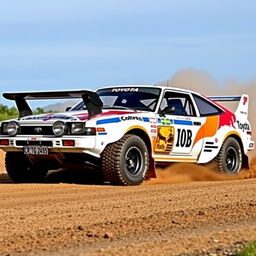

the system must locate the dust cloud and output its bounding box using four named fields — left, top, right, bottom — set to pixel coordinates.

left=146, top=164, right=230, bottom=185
left=145, top=157, right=256, bottom=185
